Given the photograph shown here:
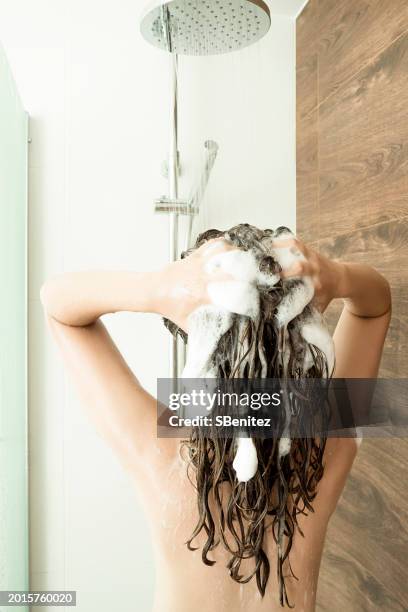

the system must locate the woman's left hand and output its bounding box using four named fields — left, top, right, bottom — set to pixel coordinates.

left=154, top=238, right=238, bottom=331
